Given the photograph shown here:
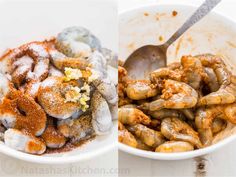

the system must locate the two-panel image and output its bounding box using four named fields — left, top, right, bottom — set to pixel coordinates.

left=1, top=0, right=236, bottom=177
